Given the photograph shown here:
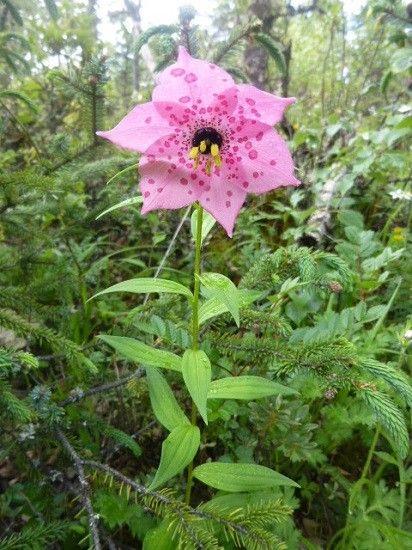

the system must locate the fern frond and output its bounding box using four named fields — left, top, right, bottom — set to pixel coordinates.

left=359, top=358, right=412, bottom=407
left=359, top=387, right=409, bottom=458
